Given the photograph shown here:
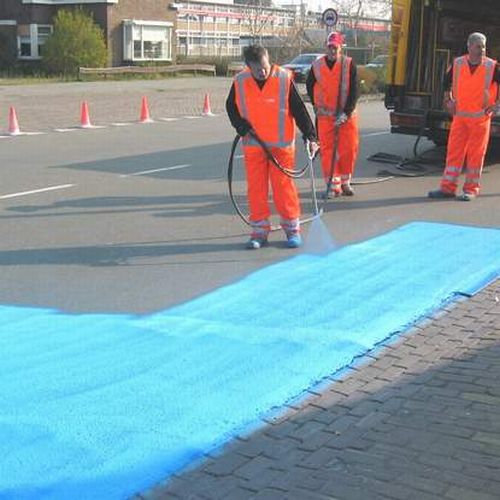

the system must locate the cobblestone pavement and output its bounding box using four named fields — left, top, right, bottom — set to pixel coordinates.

left=137, top=281, right=500, bottom=500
